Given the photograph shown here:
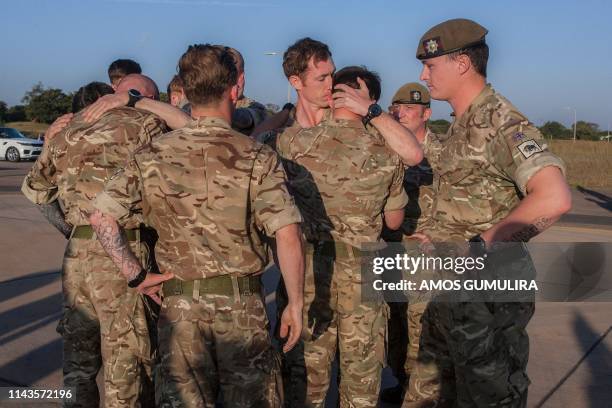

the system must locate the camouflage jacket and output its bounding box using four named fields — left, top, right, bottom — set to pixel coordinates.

left=276, top=117, right=408, bottom=248
left=94, top=117, right=302, bottom=280
left=21, top=107, right=167, bottom=228
left=384, top=128, right=441, bottom=241
left=426, top=84, right=566, bottom=240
